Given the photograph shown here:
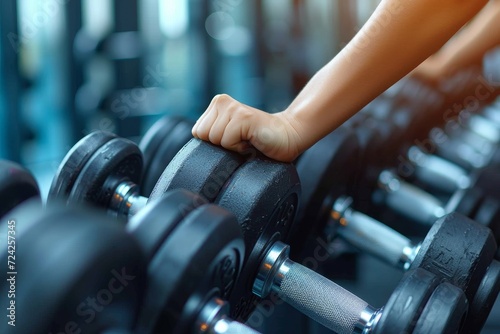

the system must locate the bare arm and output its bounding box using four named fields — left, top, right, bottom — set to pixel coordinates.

left=413, top=0, right=500, bottom=81
left=193, top=0, right=488, bottom=162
